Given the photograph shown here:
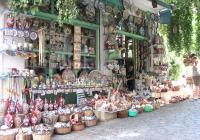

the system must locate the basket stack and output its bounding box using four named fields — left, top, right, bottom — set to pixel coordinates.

left=70, top=113, right=85, bottom=131
left=83, top=109, right=97, bottom=127
left=54, top=122, right=72, bottom=135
